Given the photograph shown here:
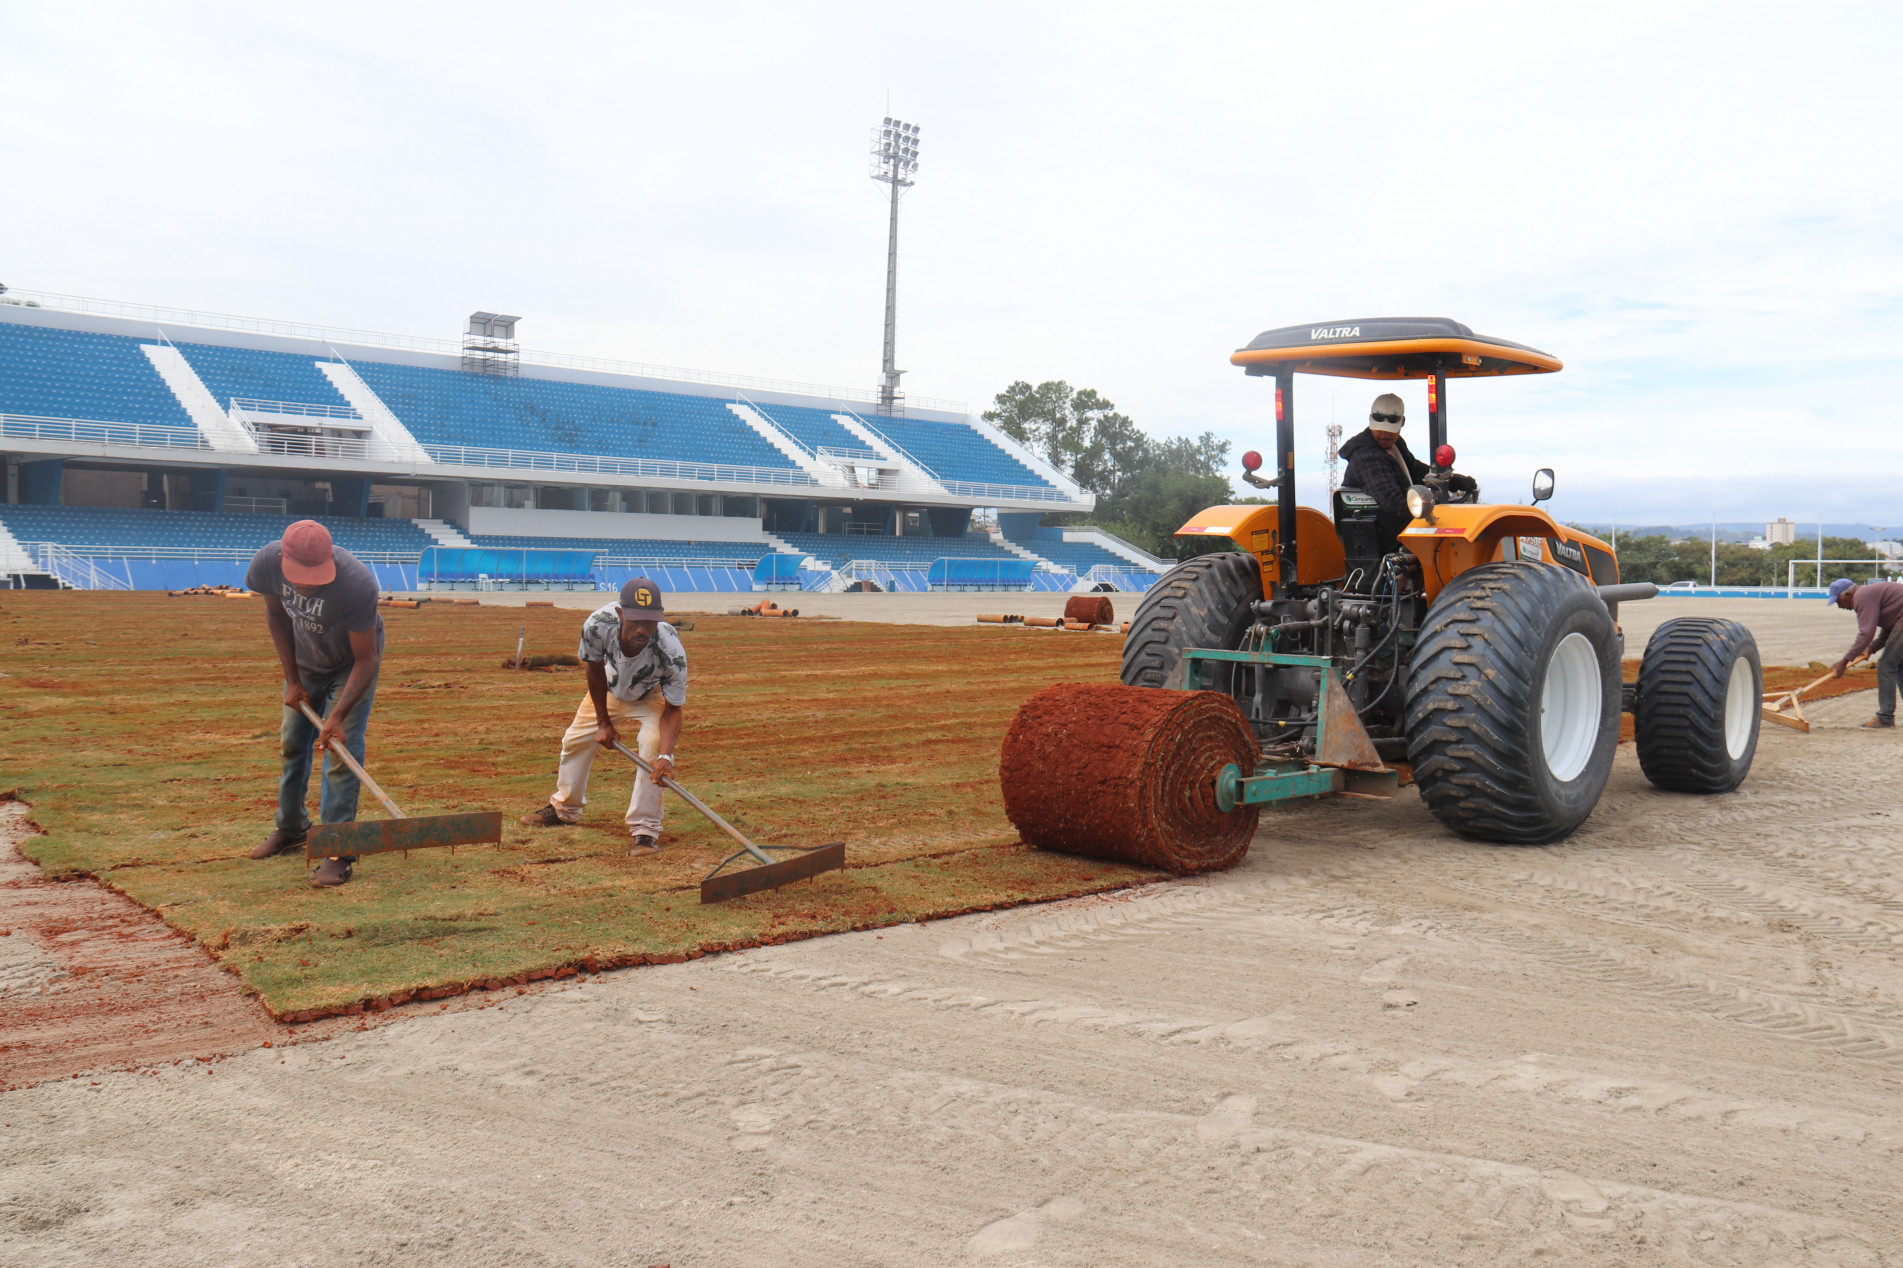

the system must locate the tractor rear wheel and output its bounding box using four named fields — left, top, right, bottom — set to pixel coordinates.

left=1404, top=563, right=1621, bottom=844
left=1635, top=617, right=1761, bottom=792
left=1120, top=552, right=1263, bottom=689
